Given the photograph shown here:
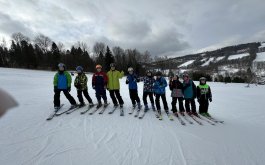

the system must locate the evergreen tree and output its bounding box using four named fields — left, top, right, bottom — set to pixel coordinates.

left=104, top=46, right=114, bottom=71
